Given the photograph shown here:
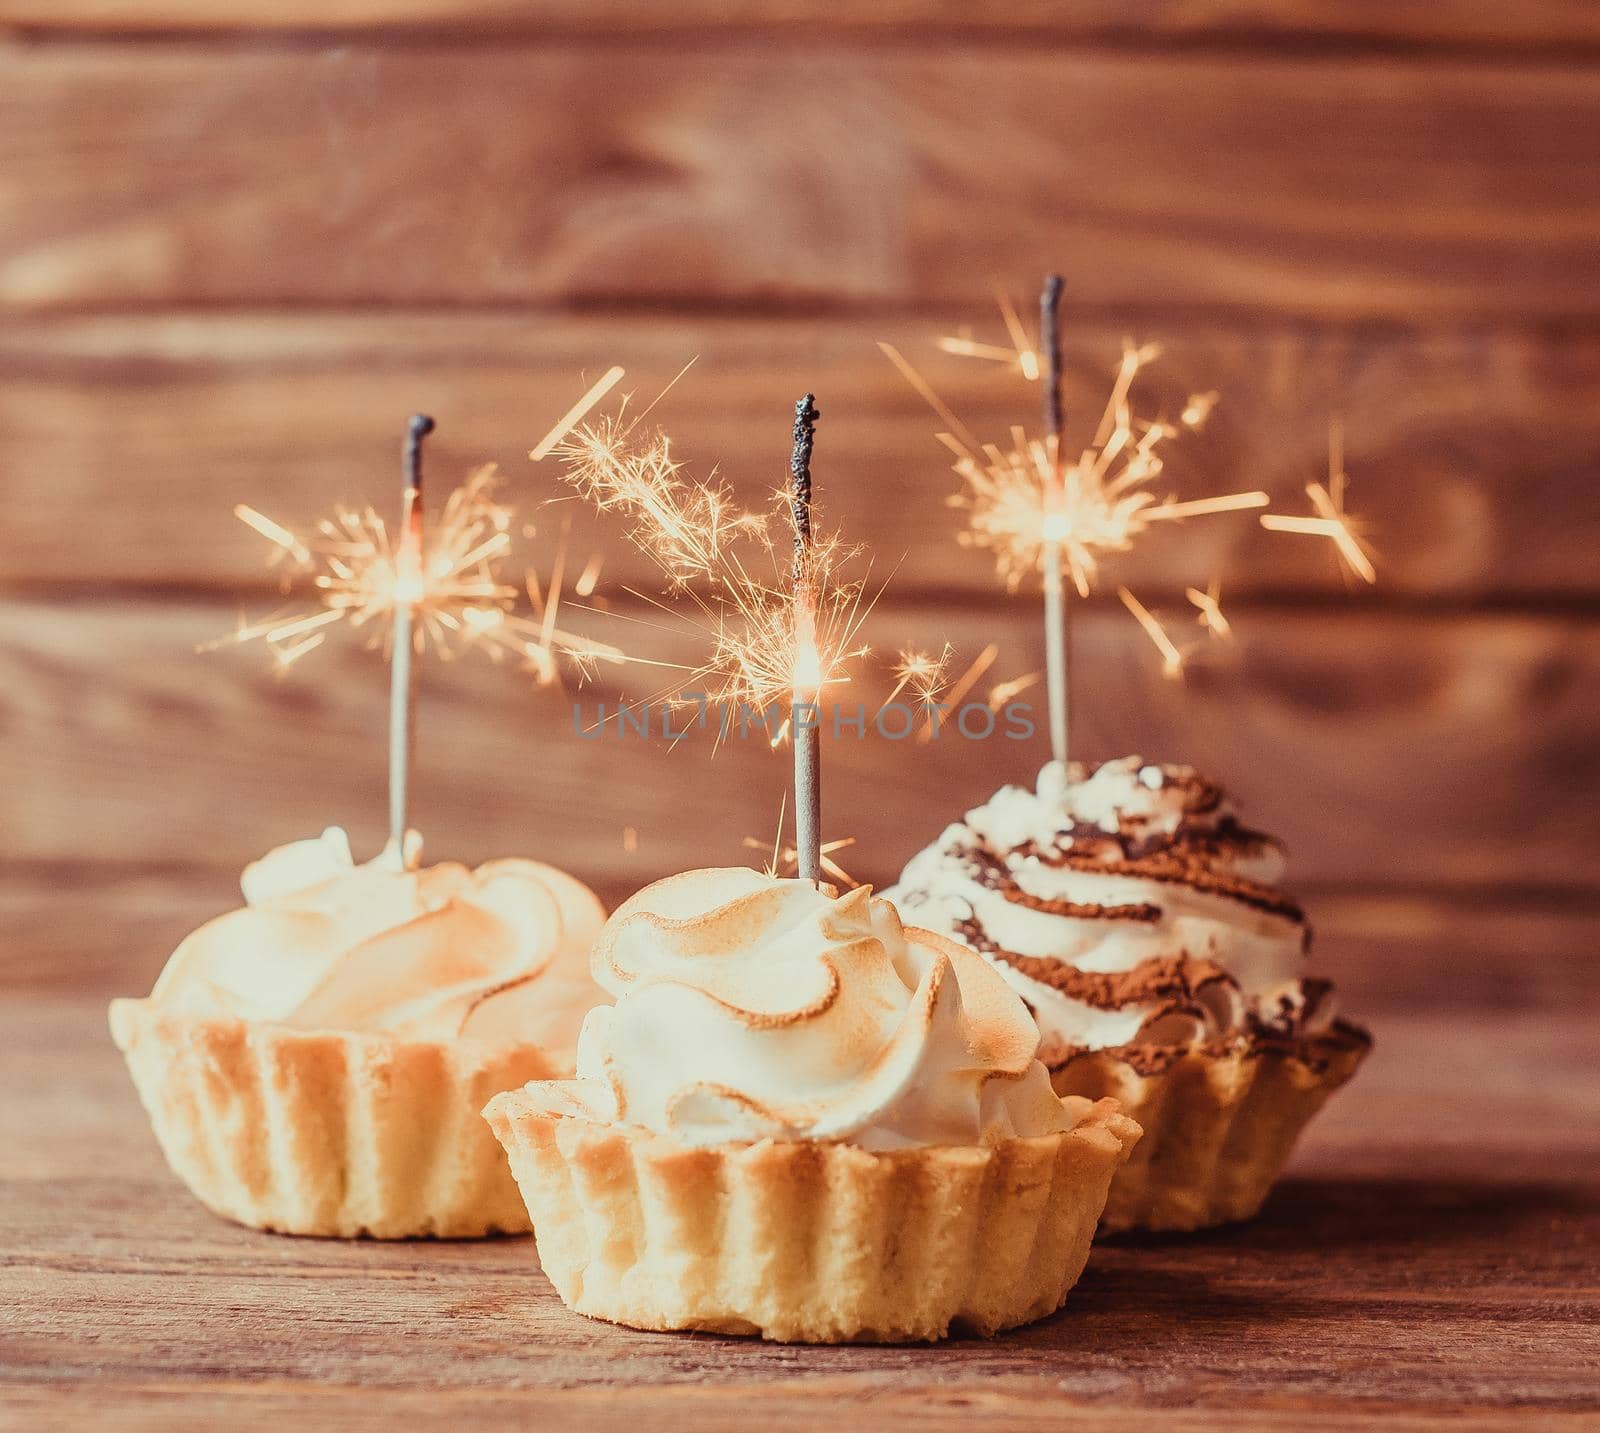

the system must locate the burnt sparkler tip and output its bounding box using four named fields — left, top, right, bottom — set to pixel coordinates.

left=404, top=413, right=435, bottom=490
left=791, top=395, right=820, bottom=464
left=1039, top=277, right=1065, bottom=439
left=790, top=395, right=820, bottom=545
